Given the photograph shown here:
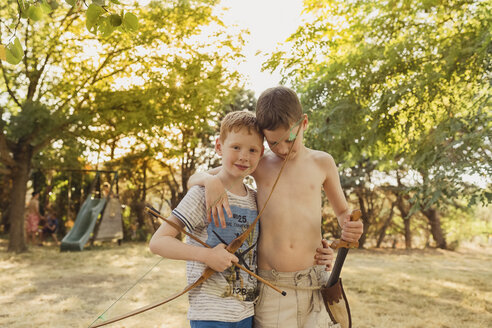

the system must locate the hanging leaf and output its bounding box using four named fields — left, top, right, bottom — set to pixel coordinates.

left=10, top=38, right=23, bottom=59
left=5, top=37, right=23, bottom=65
left=19, top=1, right=30, bottom=18
left=92, top=0, right=106, bottom=6
left=20, top=8, right=29, bottom=19
left=122, top=12, right=138, bottom=32
left=48, top=0, right=59, bottom=10
left=40, top=0, right=53, bottom=14
left=65, top=0, right=76, bottom=5
left=99, top=17, right=116, bottom=37
left=109, top=0, right=121, bottom=4
left=27, top=5, right=45, bottom=21
left=109, top=14, right=122, bottom=27
left=86, top=4, right=105, bottom=34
